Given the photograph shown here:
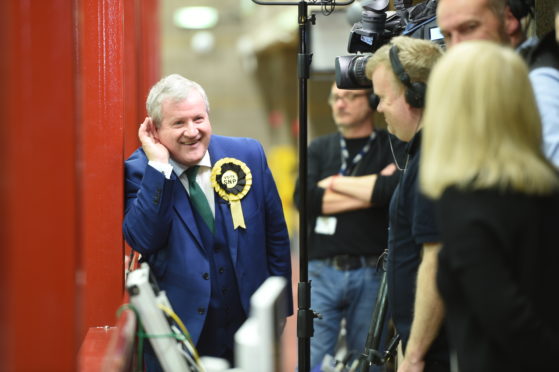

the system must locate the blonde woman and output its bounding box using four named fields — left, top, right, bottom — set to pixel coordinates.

left=421, top=41, right=559, bottom=372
